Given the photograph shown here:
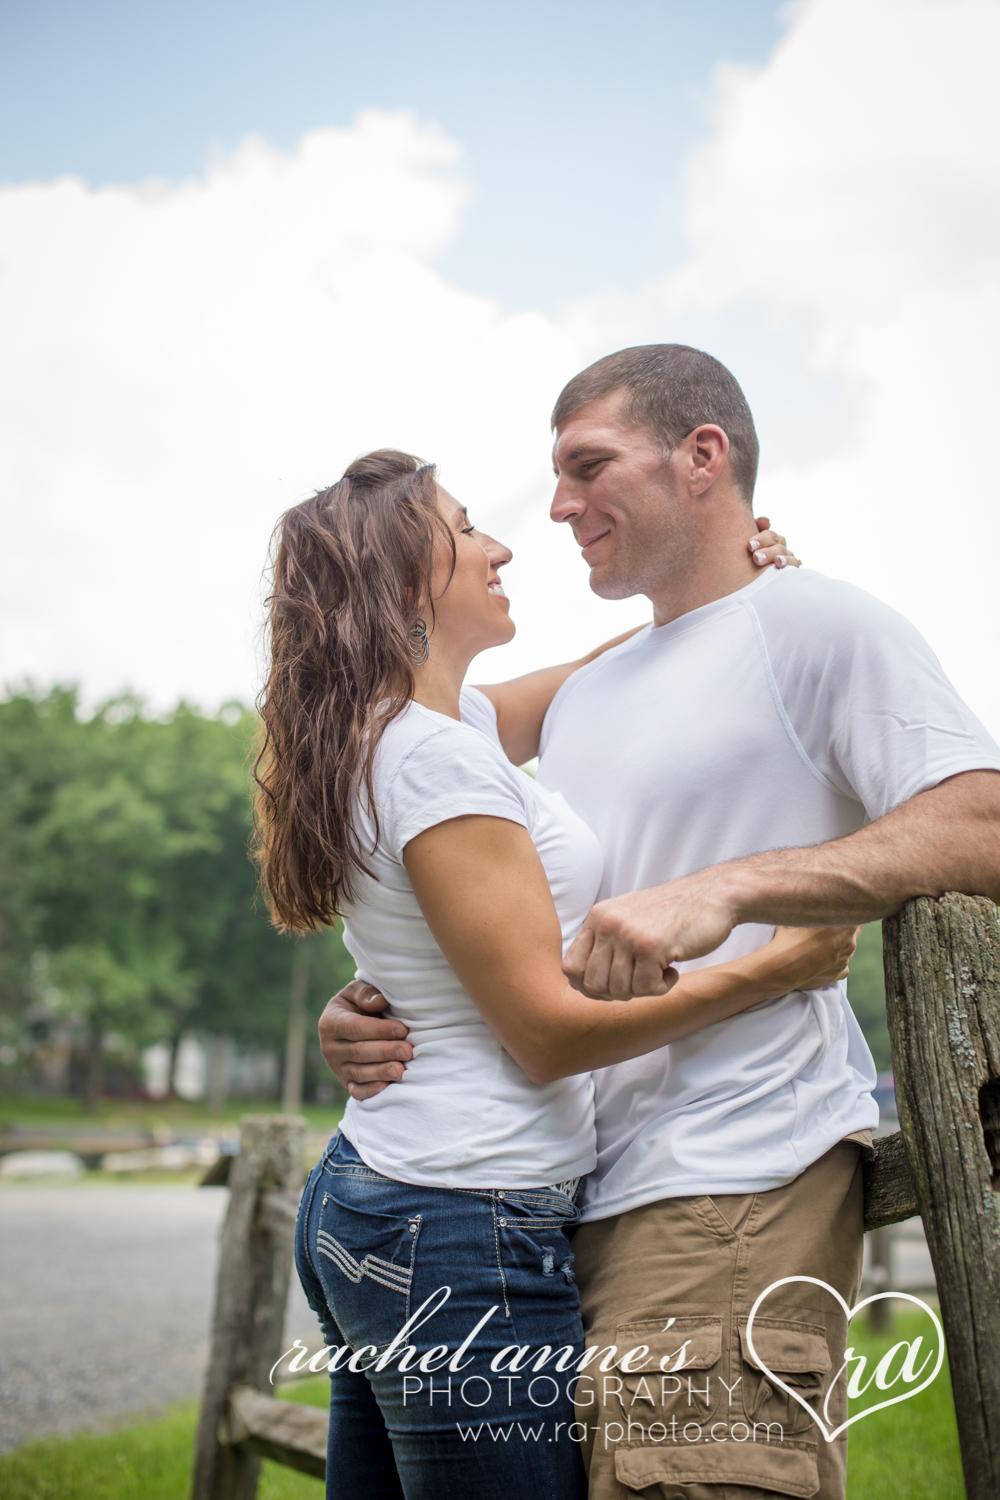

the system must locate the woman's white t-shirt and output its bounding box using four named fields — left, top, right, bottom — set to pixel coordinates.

left=337, top=686, right=603, bottom=1190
